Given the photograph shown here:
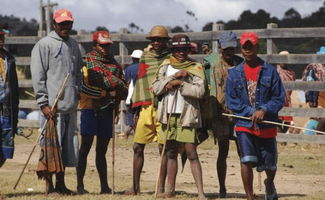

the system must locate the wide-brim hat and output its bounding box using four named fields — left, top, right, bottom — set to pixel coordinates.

left=146, top=25, right=170, bottom=39
left=131, top=49, right=143, bottom=59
